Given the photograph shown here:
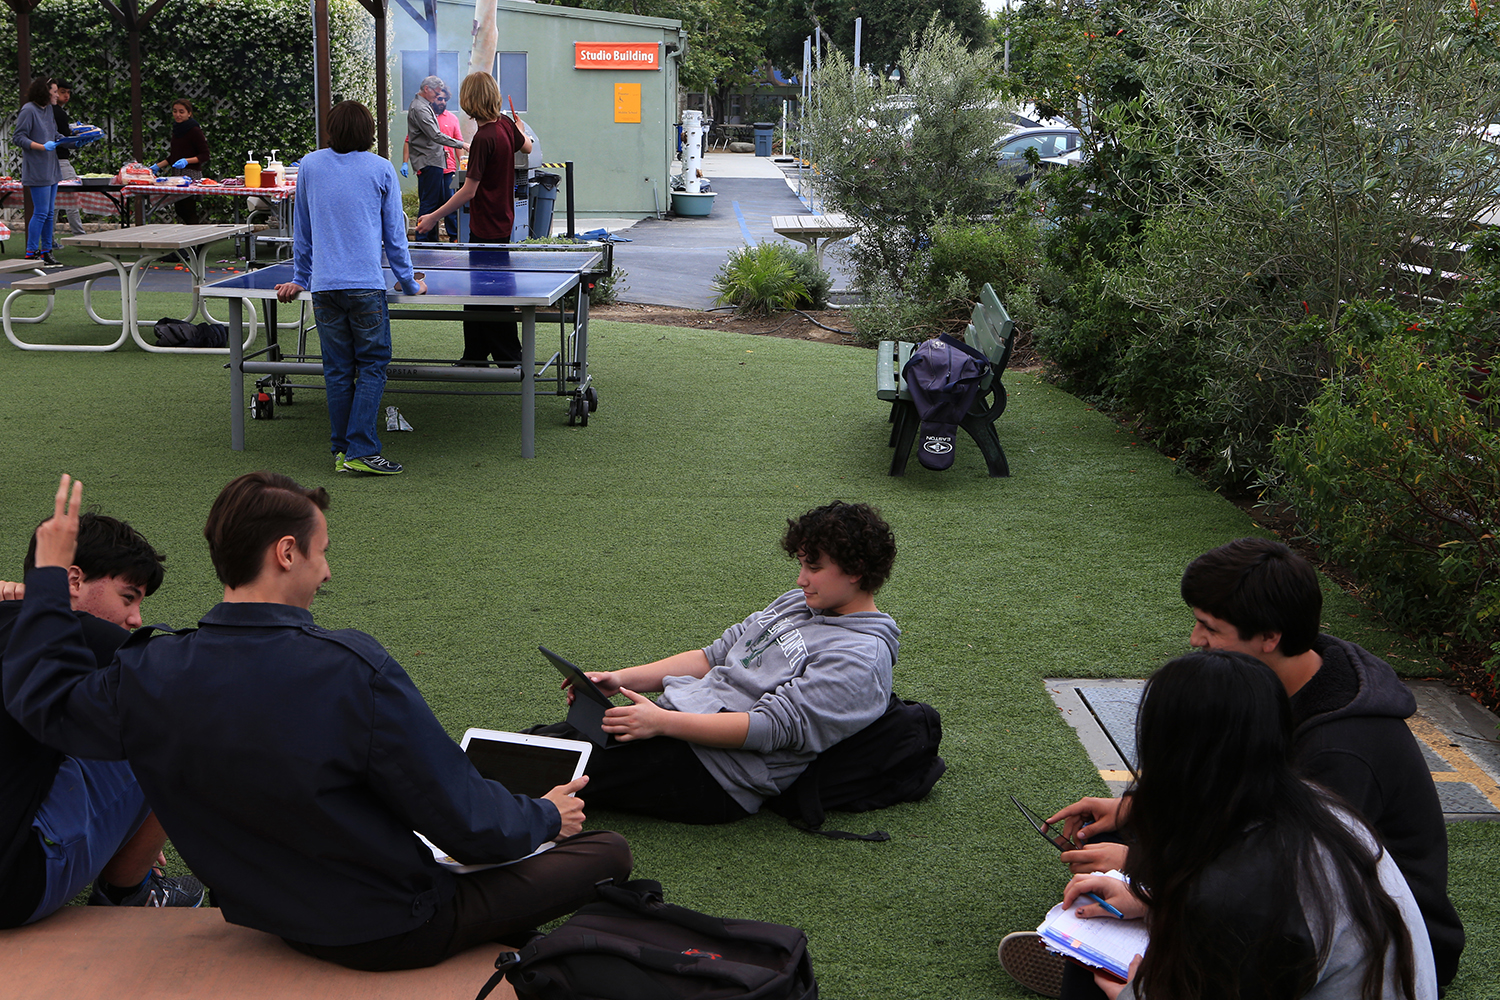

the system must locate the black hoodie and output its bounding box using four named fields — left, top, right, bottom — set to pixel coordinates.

left=1291, top=634, right=1465, bottom=987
